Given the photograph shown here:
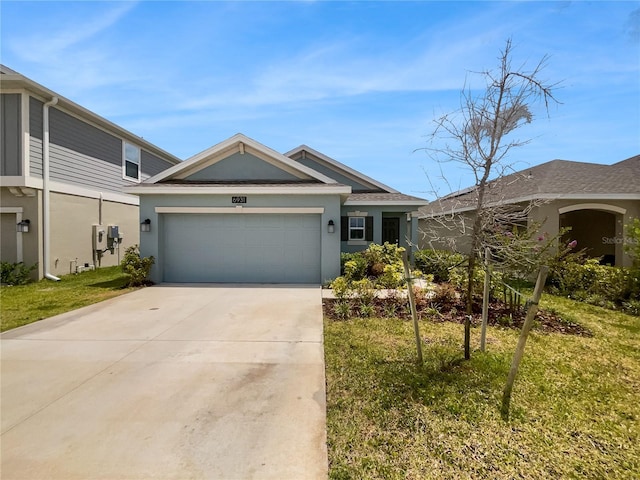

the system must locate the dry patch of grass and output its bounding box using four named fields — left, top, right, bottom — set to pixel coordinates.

left=324, top=294, right=639, bottom=479
left=1, top=266, right=137, bottom=332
